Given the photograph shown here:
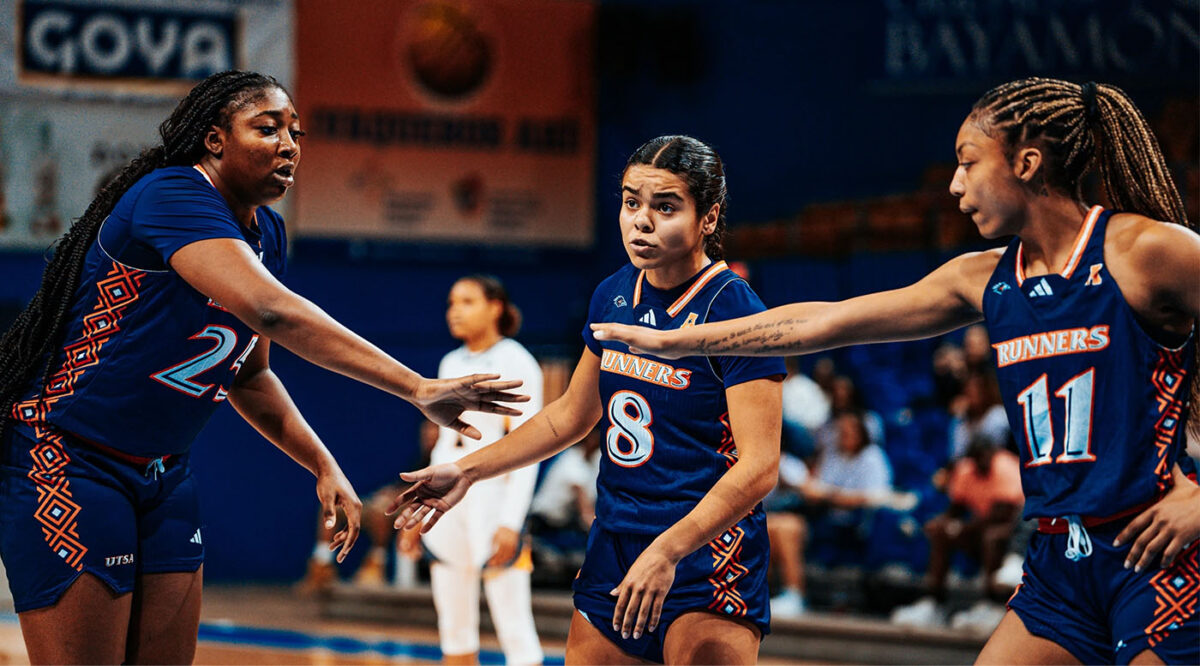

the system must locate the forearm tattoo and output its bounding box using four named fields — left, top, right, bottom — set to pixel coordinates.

left=693, top=318, right=806, bottom=354
left=543, top=412, right=560, bottom=438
